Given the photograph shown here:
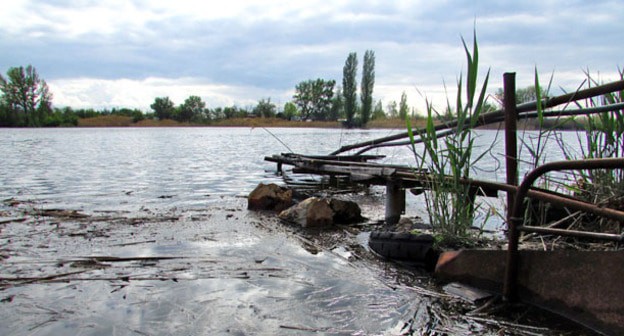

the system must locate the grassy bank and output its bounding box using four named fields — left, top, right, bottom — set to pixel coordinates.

left=77, top=115, right=428, bottom=129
